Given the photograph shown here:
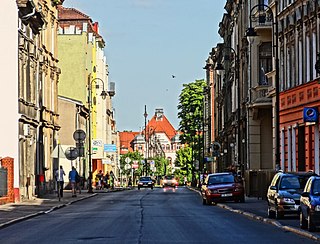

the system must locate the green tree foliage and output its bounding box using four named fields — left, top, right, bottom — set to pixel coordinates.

left=177, top=79, right=206, bottom=144
left=152, top=156, right=169, bottom=176
left=174, top=146, right=192, bottom=184
left=177, top=79, right=205, bottom=180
